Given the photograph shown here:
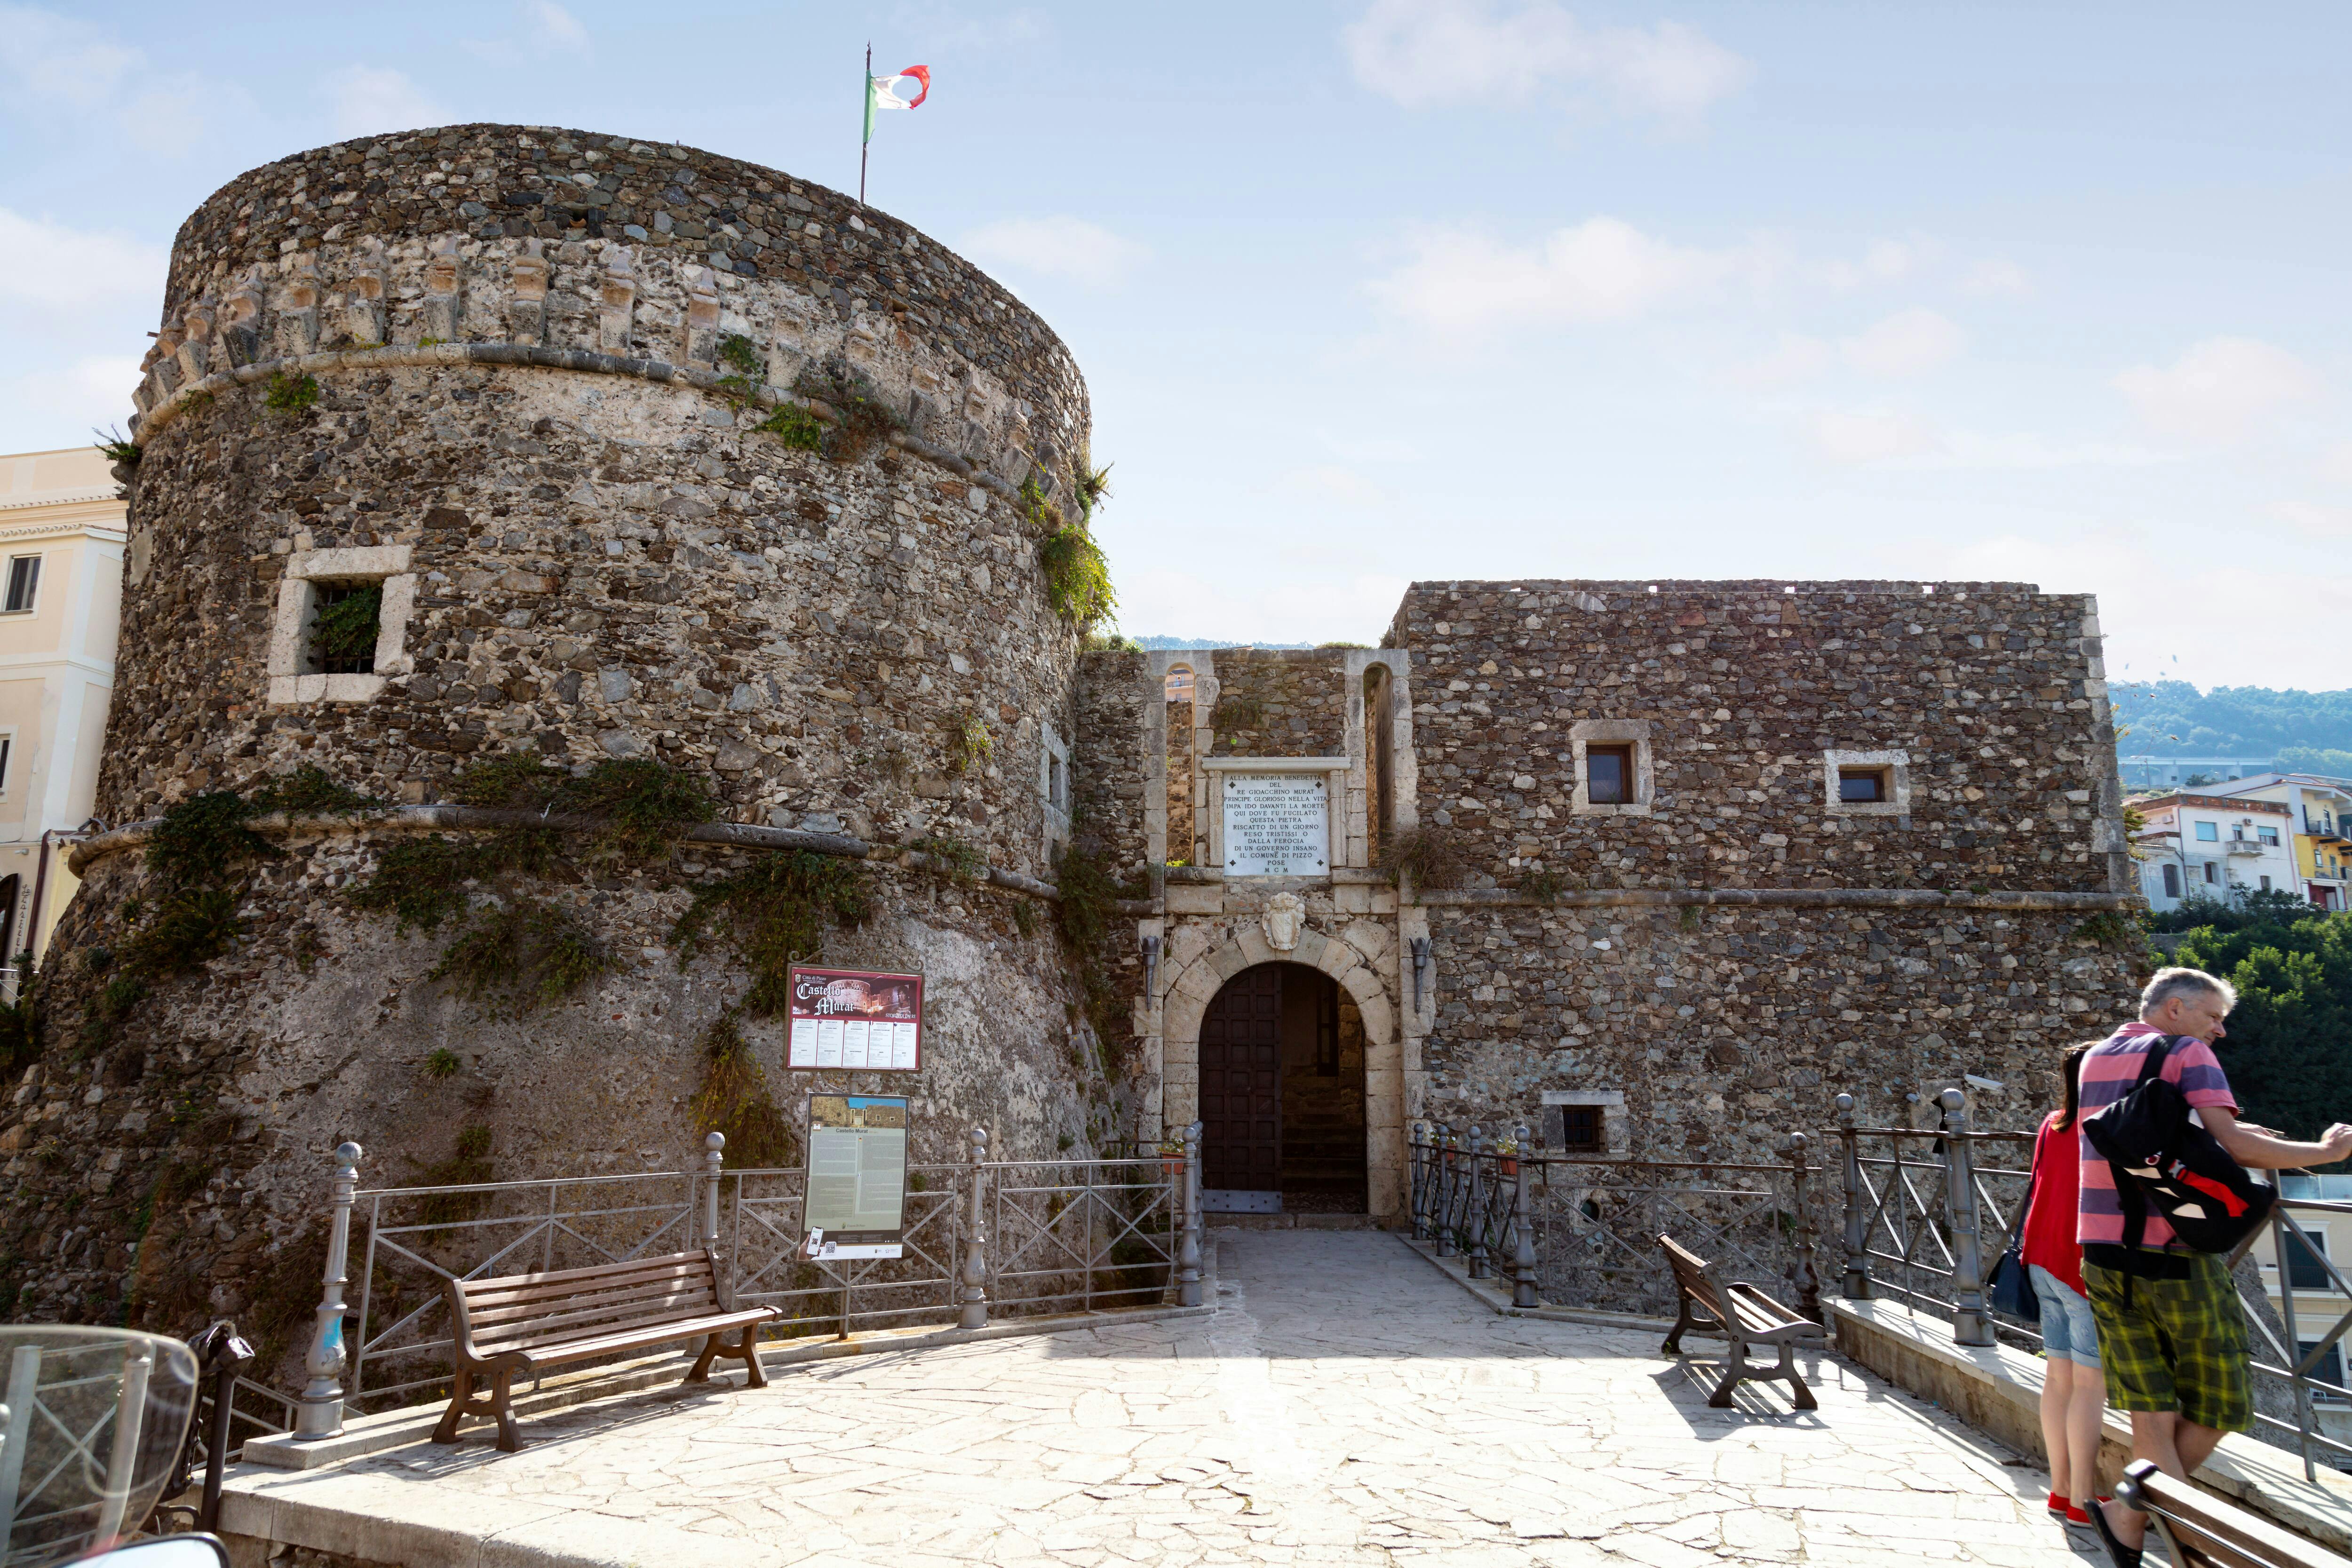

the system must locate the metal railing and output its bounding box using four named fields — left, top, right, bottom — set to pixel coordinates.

left=292, top=1126, right=1206, bottom=1437
left=1833, top=1089, right=2352, bottom=1481
left=1408, top=1123, right=1823, bottom=1319
left=1834, top=1089, right=2033, bottom=1347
